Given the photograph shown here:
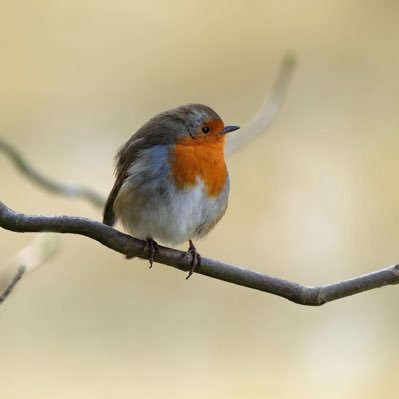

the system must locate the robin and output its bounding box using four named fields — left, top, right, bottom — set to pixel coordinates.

left=103, top=103, right=240, bottom=278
